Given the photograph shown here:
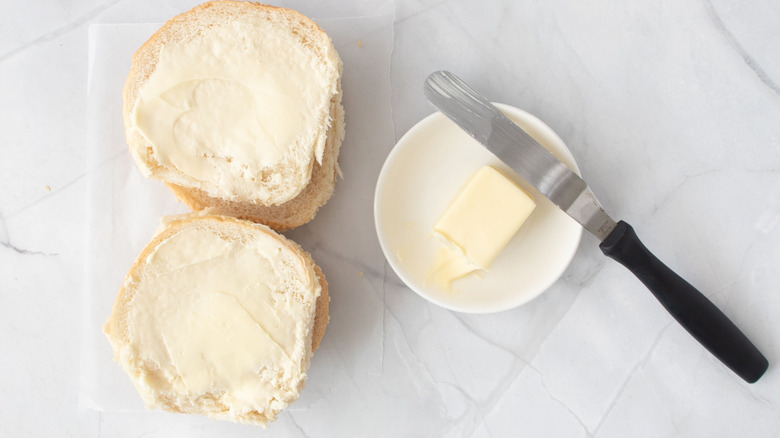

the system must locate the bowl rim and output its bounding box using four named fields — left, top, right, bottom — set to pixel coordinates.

left=373, top=103, right=583, bottom=313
